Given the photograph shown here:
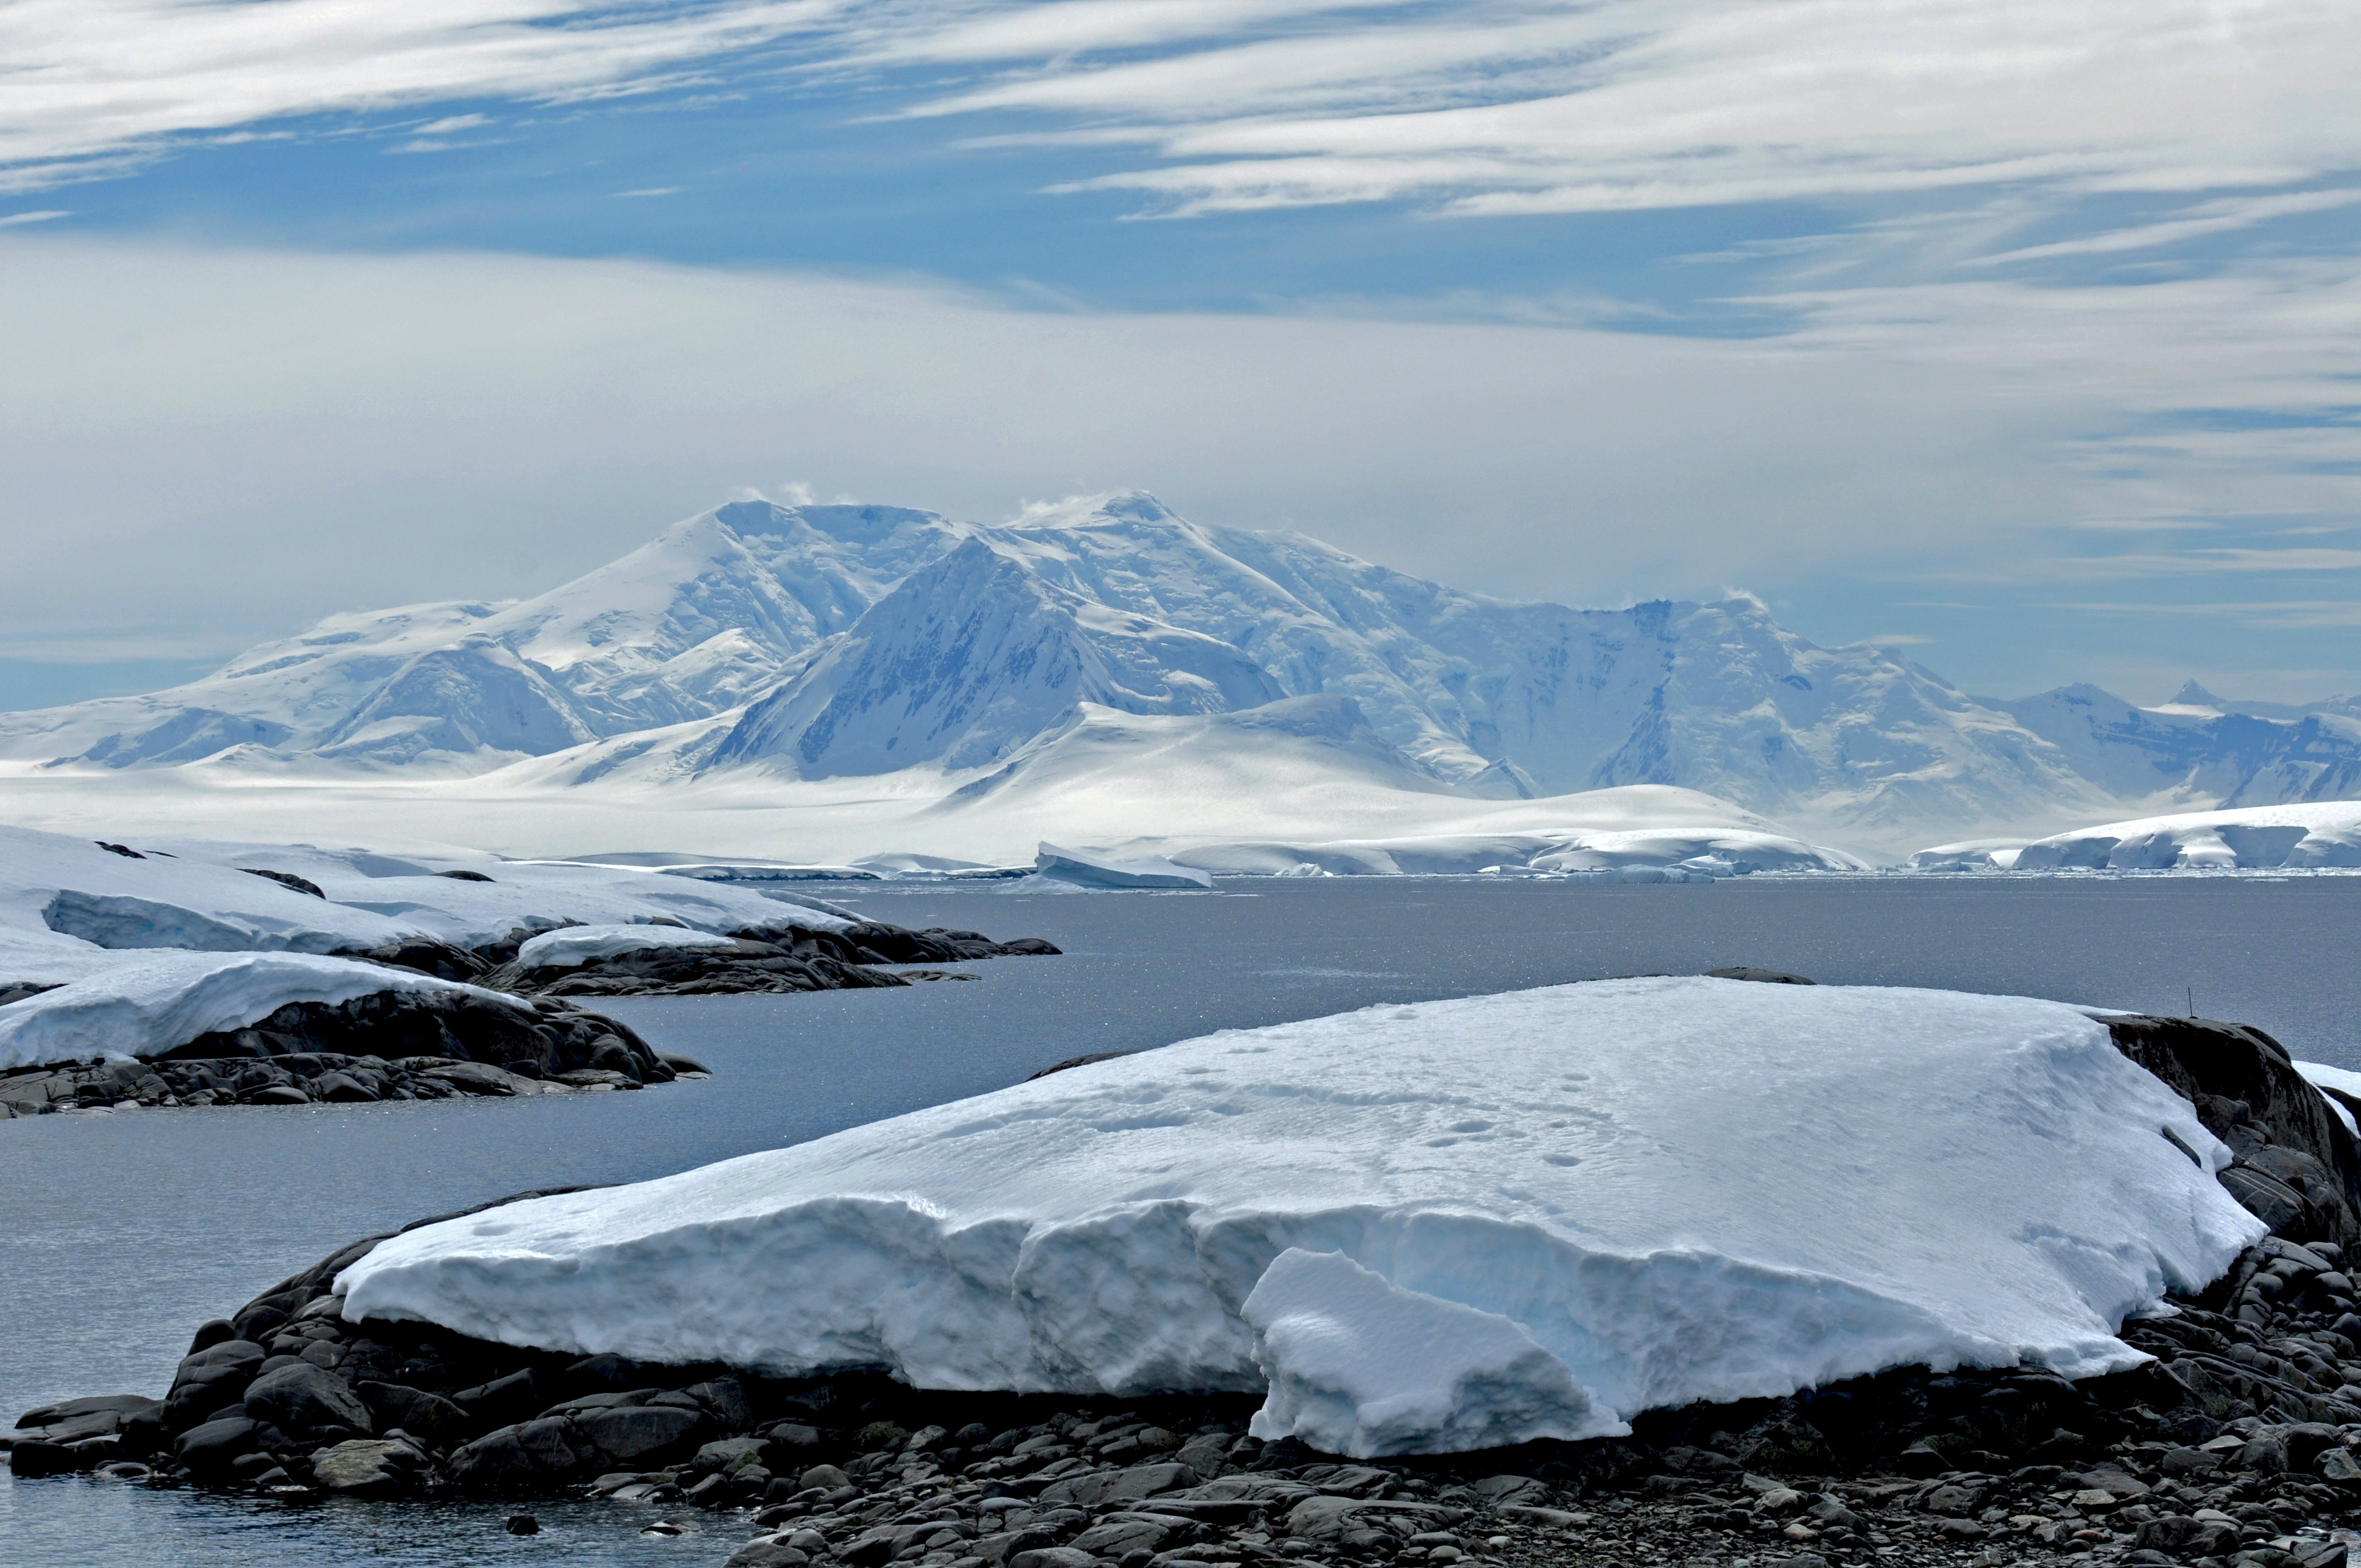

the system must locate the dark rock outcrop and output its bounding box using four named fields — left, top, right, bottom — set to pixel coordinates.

left=475, top=921, right=1059, bottom=999
left=2103, top=1013, right=2361, bottom=1248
